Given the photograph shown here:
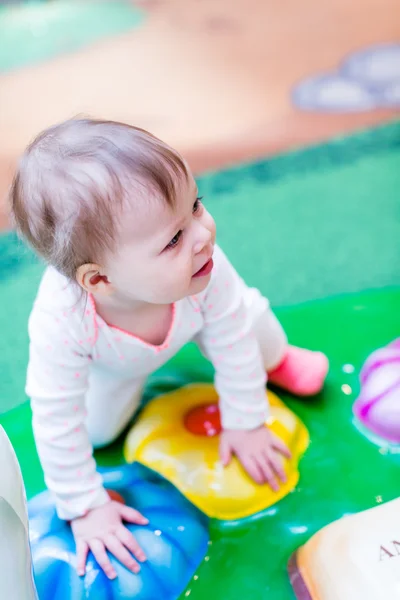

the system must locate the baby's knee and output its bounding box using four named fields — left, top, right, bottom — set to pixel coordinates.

left=88, top=425, right=121, bottom=450
left=85, top=384, right=144, bottom=449
left=254, top=309, right=288, bottom=371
